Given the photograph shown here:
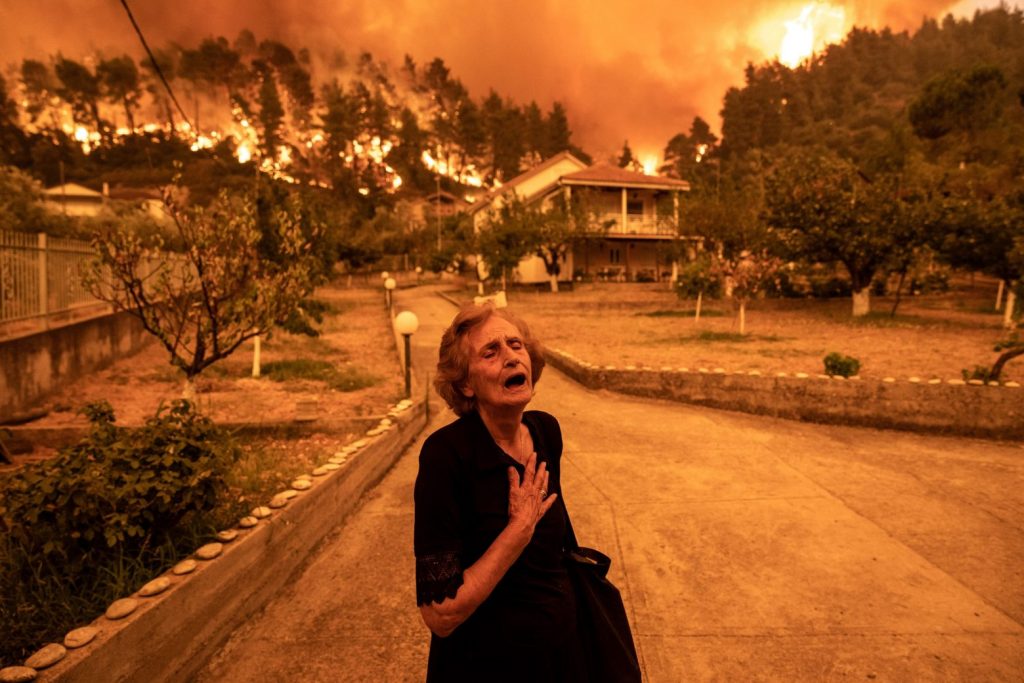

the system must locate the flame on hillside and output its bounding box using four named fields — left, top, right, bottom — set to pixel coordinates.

left=778, top=3, right=847, bottom=68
